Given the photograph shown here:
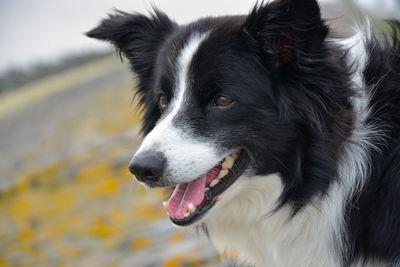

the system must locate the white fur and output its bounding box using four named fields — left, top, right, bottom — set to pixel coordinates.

left=134, top=32, right=224, bottom=184
left=204, top=29, right=385, bottom=266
